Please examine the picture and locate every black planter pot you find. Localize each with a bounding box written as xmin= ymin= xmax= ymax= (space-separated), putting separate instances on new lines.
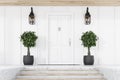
xmin=23 ymin=55 xmax=34 ymax=65
xmin=84 ymin=55 xmax=94 ymax=65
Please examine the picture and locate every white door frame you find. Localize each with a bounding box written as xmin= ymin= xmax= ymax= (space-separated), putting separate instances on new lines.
xmin=47 ymin=13 xmax=75 ymax=65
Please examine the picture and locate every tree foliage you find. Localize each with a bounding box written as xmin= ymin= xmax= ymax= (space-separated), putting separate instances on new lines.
xmin=20 ymin=31 xmax=38 ymax=48
xmin=81 ymin=31 xmax=98 ymax=48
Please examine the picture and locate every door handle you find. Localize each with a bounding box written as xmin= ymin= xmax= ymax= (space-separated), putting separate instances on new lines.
xmin=69 ymin=38 xmax=71 ymax=46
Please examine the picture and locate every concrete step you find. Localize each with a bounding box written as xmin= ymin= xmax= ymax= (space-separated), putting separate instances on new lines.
xmin=16 ymin=69 xmax=106 ymax=80
xmin=16 ymin=75 xmax=104 ymax=79
xmin=21 ymin=70 xmax=99 ymax=75
xmin=16 ymin=78 xmax=105 ymax=80
xmin=19 ymin=70 xmax=102 ymax=76
xmin=20 ymin=73 xmax=102 ymax=76
xmin=23 ymin=66 xmax=98 ymax=71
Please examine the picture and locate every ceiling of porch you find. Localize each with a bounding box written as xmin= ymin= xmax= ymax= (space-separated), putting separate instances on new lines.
xmin=0 ymin=0 xmax=119 ymax=6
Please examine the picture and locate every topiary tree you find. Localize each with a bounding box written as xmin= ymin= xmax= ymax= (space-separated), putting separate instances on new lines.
xmin=81 ymin=31 xmax=98 ymax=56
xmin=20 ymin=31 xmax=38 ymax=56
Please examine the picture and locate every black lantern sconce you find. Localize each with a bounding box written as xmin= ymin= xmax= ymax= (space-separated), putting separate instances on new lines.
xmin=29 ymin=7 xmax=35 ymax=25
xmin=85 ymin=7 xmax=91 ymax=25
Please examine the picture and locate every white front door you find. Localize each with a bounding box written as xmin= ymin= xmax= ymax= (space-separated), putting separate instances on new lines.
xmin=48 ymin=15 xmax=73 ymax=64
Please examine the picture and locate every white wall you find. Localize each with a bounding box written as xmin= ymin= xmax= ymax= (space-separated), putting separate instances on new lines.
xmin=0 ymin=6 xmax=119 ymax=66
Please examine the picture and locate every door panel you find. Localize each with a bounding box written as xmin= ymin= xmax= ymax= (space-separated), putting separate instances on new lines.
xmin=48 ymin=15 xmax=73 ymax=64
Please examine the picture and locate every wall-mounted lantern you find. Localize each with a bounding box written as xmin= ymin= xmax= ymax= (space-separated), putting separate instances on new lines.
xmin=29 ymin=7 xmax=35 ymax=25
xmin=85 ymin=7 xmax=91 ymax=25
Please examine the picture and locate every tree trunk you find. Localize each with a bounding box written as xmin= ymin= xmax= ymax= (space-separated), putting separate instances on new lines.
xmin=88 ymin=47 xmax=91 ymax=56
xmin=27 ymin=47 xmax=30 ymax=56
